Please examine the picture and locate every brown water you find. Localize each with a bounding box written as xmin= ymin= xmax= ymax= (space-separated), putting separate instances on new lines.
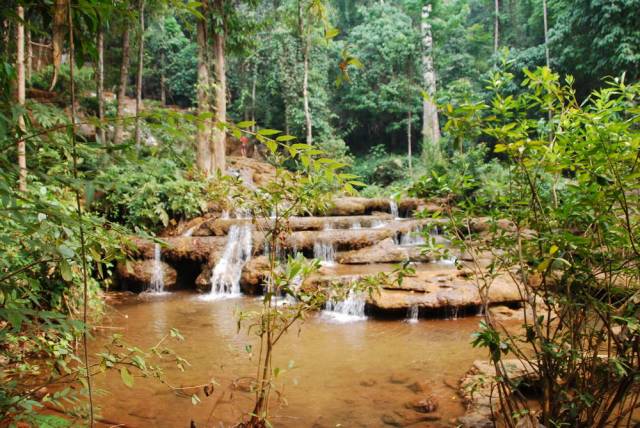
xmin=92 ymin=292 xmax=486 ymax=427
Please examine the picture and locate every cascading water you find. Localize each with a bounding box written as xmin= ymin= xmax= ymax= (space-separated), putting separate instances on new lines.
xmin=323 ymin=289 xmax=367 ymax=322
xmin=405 ymin=305 xmax=419 ymax=324
xmin=352 ymin=221 xmax=361 ymax=229
xmin=148 ymin=243 xmax=165 ymax=293
xmin=400 ymin=227 xmax=426 ymax=246
xmin=182 ymin=226 xmax=196 ymax=237
xmin=389 ymin=200 xmax=399 ymax=218
xmin=205 ymin=224 xmax=253 ymax=300
xmin=313 ymin=241 xmax=336 ymax=266
xmin=371 ymin=220 xmax=387 ymax=229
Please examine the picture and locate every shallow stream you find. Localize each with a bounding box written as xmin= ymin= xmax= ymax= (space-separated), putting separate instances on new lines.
xmin=92 ymin=292 xmax=486 ymax=427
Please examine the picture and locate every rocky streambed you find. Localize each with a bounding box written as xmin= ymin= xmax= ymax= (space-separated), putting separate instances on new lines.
xmin=117 ymin=196 xmax=522 ymax=317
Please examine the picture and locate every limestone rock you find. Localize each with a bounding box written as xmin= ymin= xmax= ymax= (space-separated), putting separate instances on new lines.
xmin=338 ymin=238 xmax=434 ymax=264
xmin=116 ymin=259 xmax=177 ymax=291
xmin=458 ymin=359 xmax=537 ymax=428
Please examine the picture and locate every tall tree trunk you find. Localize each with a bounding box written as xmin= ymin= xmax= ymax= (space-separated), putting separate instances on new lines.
xmin=210 ymin=1 xmax=226 ymax=173
xmin=25 ymin=27 xmax=32 ymax=83
xmin=421 ymin=3 xmax=440 ymax=152
xmin=134 ymin=0 xmax=145 ymax=148
xmin=407 ymin=110 xmax=412 ymax=176
xmin=298 ymin=0 xmax=313 ymax=145
xmin=113 ymin=24 xmax=131 ymax=145
xmin=196 ymin=13 xmax=212 ymax=175
xmin=542 ymin=0 xmax=550 ymax=68
xmin=96 ymin=20 xmax=106 ymax=143
xmin=251 ymin=59 xmax=257 ymax=132
xmin=17 ymin=5 xmax=27 ymax=192
xmin=50 ymin=0 xmax=67 ymax=91
xmin=160 ymin=51 xmax=166 ymax=105
xmin=494 ymin=0 xmax=500 ymax=53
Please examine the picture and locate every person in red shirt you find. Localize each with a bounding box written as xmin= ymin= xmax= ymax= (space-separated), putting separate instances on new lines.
xmin=240 ymin=135 xmax=249 ymax=157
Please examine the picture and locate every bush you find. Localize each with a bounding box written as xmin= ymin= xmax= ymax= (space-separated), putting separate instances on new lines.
xmin=352 ymin=145 xmax=409 ymax=187
xmin=31 ymin=65 xmax=95 ymax=98
xmin=93 ymin=158 xmax=209 ymax=231
xmin=408 ymin=144 xmax=510 ymax=206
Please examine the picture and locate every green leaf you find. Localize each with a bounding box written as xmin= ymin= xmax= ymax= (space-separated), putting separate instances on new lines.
xmin=236 ymin=120 xmax=255 ymax=129
xmin=57 ymin=245 xmax=74 ymax=259
xmin=120 ymin=367 xmax=134 ymax=388
xmin=257 ymin=128 xmax=281 ymax=136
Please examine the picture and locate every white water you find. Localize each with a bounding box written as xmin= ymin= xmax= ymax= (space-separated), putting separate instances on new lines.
xmin=351 ymin=221 xmax=361 ymax=229
xmin=323 ymin=290 xmax=367 ymax=323
xmin=182 ymin=226 xmax=196 ymax=237
xmin=204 ymin=224 xmax=253 ymax=300
xmin=436 ymin=255 xmax=458 ymax=266
xmin=406 ymin=305 xmax=419 ymax=324
xmin=313 ymin=241 xmax=336 ymax=266
xmin=389 ymin=200 xmax=399 ymax=218
xmin=148 ymin=243 xmax=165 ymax=293
xmin=371 ymin=220 xmax=387 ymax=229
xmin=400 ymin=227 xmax=426 ymax=246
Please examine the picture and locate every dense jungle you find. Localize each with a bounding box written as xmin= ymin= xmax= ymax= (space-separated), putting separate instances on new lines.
xmin=1 ymin=0 xmax=639 ymax=427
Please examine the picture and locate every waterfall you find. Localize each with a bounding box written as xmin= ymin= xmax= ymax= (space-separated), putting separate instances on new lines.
xmin=389 ymin=200 xmax=399 ymax=218
xmin=323 ymin=290 xmax=367 ymax=322
xmin=400 ymin=227 xmax=426 ymax=246
xmin=351 ymin=221 xmax=361 ymax=229
xmin=221 ymin=210 xmax=230 ymax=219
xmin=182 ymin=226 xmax=196 ymax=237
xmin=436 ymin=255 xmax=457 ymax=266
xmin=313 ymin=241 xmax=336 ymax=266
xmin=148 ymin=243 xmax=165 ymax=293
xmin=406 ymin=305 xmax=419 ymax=324
xmin=206 ymin=224 xmax=253 ymax=300
xmin=371 ymin=220 xmax=387 ymax=229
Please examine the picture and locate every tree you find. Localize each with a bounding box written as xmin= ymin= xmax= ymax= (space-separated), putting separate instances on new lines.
xmin=134 ymin=0 xmax=145 ymax=147
xmin=420 ymin=3 xmax=440 ymax=152
xmin=196 ymin=2 xmax=212 ymax=174
xmin=113 ymin=12 xmax=132 ymax=146
xmin=16 ymin=4 xmax=26 ymax=192
xmin=210 ymin=0 xmax=227 ymax=173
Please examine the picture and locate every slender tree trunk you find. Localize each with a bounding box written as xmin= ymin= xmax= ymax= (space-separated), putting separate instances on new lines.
xmin=542 ymin=0 xmax=550 ymax=68
xmin=494 ymin=0 xmax=500 ymax=53
xmin=113 ymin=24 xmax=131 ymax=145
xmin=134 ymin=0 xmax=145 ymax=148
xmin=160 ymin=52 xmax=166 ymax=105
xmin=196 ymin=13 xmax=212 ymax=175
xmin=96 ymin=20 xmax=106 ymax=144
xmin=25 ymin=28 xmax=32 ymax=83
xmin=407 ymin=110 xmax=412 ymax=176
xmin=50 ymin=0 xmax=67 ymax=91
xmin=251 ymin=59 xmax=257 ymax=132
xmin=302 ymin=41 xmax=312 ymax=145
xmin=210 ymin=4 xmax=226 ymax=173
xmin=421 ymin=4 xmax=440 ymax=153
xmin=298 ymin=0 xmax=313 ymax=145
xmin=17 ymin=5 xmax=27 ymax=192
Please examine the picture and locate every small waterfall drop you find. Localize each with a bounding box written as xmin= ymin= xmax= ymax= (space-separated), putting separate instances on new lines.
xmin=371 ymin=220 xmax=387 ymax=229
xmin=351 ymin=221 xmax=361 ymax=230
xmin=323 ymin=290 xmax=367 ymax=322
xmin=313 ymin=241 xmax=336 ymax=266
xmin=182 ymin=226 xmax=196 ymax=237
xmin=406 ymin=305 xmax=419 ymax=324
xmin=148 ymin=243 xmax=165 ymax=293
xmin=206 ymin=224 xmax=253 ymax=300
xmin=389 ymin=200 xmax=399 ymax=218
xmin=400 ymin=227 xmax=426 ymax=246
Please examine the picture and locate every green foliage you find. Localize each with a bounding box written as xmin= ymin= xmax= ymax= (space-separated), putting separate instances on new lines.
xmin=408 ymin=144 xmax=509 ymax=205
xmin=352 ymin=145 xmax=409 ymax=187
xmin=93 ymin=157 xmax=211 ymax=232
xmin=31 ymin=65 xmax=96 ymax=100
xmin=446 ymin=67 xmax=640 ymax=426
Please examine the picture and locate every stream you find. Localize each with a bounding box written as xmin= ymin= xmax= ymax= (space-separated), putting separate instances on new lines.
xmin=92 ymin=292 xmax=486 ymax=427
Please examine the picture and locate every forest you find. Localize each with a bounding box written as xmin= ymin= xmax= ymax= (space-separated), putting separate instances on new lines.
xmin=1 ymin=0 xmax=639 ymax=427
